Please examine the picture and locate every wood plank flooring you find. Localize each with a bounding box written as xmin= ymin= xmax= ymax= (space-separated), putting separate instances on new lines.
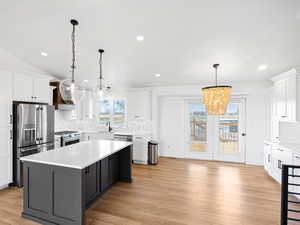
xmin=0 ymin=158 xmax=282 ymax=225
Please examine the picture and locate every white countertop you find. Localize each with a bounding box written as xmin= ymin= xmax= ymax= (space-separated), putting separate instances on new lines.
xmin=266 ymin=140 xmax=300 ymax=154
xmin=278 ymin=142 xmax=300 ymax=154
xmin=21 ymin=140 xmax=132 ymax=169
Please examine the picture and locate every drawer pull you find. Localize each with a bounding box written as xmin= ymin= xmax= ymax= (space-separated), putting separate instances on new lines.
xmin=278 ymin=160 xmax=282 ymax=170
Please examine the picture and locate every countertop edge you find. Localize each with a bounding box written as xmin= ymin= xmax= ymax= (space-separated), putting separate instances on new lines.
xmin=21 ymin=142 xmax=133 ymax=169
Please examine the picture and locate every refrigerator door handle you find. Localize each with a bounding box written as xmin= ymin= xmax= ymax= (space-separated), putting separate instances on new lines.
xmin=40 ymin=106 xmax=43 ymax=141
xmin=35 ymin=107 xmax=38 ymax=142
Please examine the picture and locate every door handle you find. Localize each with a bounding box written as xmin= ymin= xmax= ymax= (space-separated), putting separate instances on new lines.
xmin=241 ymin=133 xmax=246 ymax=136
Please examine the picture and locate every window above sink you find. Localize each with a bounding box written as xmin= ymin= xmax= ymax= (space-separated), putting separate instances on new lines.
xmin=99 ymin=99 xmax=126 ymax=127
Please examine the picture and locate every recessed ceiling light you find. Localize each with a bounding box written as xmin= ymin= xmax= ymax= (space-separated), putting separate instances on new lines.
xmin=136 ymin=35 xmax=144 ymax=42
xmin=83 ymin=80 xmax=88 ymax=82
xmin=258 ymin=64 xmax=268 ymax=71
xmin=41 ymin=52 xmax=48 ymax=57
xmin=155 ymin=74 xmax=161 ymax=77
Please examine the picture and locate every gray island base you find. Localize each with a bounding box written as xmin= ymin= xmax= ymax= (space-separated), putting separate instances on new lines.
xmin=20 ymin=140 xmax=133 ymax=225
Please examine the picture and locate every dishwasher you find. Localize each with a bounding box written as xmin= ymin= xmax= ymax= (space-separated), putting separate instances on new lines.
xmin=113 ymin=134 xmax=133 ymax=142
xmin=113 ymin=134 xmax=148 ymax=164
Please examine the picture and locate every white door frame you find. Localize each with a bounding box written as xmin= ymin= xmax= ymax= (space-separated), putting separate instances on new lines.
xmin=184 ymin=97 xmax=246 ymax=163
xmin=213 ymin=98 xmax=246 ymax=163
xmin=184 ymin=99 xmax=214 ymax=160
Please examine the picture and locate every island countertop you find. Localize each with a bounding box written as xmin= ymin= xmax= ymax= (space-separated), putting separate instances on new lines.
xmin=21 ymin=140 xmax=133 ymax=169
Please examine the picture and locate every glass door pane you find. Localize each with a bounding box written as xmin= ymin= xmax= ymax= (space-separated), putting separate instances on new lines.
xmin=218 ymin=103 xmax=239 ymax=153
xmin=189 ymin=103 xmax=207 ymax=152
xmin=214 ymin=99 xmax=245 ymax=163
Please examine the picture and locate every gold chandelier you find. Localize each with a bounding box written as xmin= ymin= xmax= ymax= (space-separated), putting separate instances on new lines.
xmin=202 ymin=64 xmax=232 ymax=115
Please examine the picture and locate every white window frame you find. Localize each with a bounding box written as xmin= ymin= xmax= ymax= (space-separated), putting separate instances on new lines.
xmin=99 ymin=98 xmax=126 ymax=127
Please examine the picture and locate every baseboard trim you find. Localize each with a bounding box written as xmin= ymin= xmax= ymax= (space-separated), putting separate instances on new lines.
xmin=0 ymin=184 xmax=9 ymax=190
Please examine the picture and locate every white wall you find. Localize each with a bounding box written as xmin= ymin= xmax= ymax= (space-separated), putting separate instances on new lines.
xmin=152 ymin=81 xmax=271 ymax=165
xmin=159 ymin=97 xmax=185 ymax=158
xmin=0 ymin=47 xmax=47 ymax=75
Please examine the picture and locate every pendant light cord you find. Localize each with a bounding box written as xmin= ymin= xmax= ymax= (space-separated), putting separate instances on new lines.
xmin=98 ymin=49 xmax=104 ymax=91
xmin=99 ymin=52 xmax=103 ymax=90
xmin=70 ymin=20 xmax=78 ymax=83
xmin=215 ymin=66 xmax=218 ymax=86
xmin=71 ymin=25 xmax=75 ymax=83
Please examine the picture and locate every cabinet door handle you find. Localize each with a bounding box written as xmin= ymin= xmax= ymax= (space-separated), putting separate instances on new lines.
xmin=268 ymin=154 xmax=271 ymax=163
xmin=278 ymin=160 xmax=282 ymax=169
xmin=295 ymin=156 xmax=300 ymax=159
xmin=10 ymin=130 xmax=12 ymax=140
xmin=281 ymin=115 xmax=287 ymax=118
xmin=10 ymin=114 xmax=12 ymax=124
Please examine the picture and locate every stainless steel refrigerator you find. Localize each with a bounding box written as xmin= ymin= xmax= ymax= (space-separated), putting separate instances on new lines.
xmin=13 ymin=102 xmax=55 ymax=187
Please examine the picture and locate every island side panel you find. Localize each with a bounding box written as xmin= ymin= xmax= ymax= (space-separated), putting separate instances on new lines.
xmin=22 ymin=161 xmax=85 ymax=225
xmin=119 ymin=145 xmax=133 ymax=182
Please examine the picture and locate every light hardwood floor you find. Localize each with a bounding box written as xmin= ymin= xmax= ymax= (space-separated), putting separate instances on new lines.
xmin=0 ymin=158 xmax=281 ymax=225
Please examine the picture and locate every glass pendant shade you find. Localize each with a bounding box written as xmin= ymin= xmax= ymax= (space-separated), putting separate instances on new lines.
xmin=94 ymin=85 xmax=112 ymax=100
xmin=59 ymin=19 xmax=83 ymax=103
xmin=94 ymin=49 xmax=112 ymax=100
xmin=59 ymin=79 xmax=83 ymax=103
xmin=202 ymin=85 xmax=232 ymax=115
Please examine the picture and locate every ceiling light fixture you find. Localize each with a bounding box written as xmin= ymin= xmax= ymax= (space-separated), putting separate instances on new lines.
xmin=258 ymin=64 xmax=268 ymax=71
xmin=136 ymin=35 xmax=144 ymax=42
xmin=202 ymin=64 xmax=232 ymax=115
xmin=83 ymin=80 xmax=88 ymax=82
xmin=155 ymin=74 xmax=161 ymax=77
xmin=41 ymin=52 xmax=48 ymax=57
xmin=59 ymin=19 xmax=83 ymax=103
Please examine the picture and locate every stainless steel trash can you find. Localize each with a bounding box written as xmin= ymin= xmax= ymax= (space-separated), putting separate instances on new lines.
xmin=148 ymin=141 xmax=159 ymax=165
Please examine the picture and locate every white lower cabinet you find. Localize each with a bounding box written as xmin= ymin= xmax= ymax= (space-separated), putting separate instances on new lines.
xmin=264 ymin=142 xmax=272 ymax=174
xmin=0 ymin=157 xmax=12 ymax=188
xmin=264 ymin=142 xmax=298 ymax=193
xmin=271 ymin=147 xmax=293 ymax=184
xmin=0 ymin=127 xmax=12 ymax=188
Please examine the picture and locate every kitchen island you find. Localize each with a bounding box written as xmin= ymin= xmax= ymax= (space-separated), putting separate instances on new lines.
xmin=20 ymin=140 xmax=133 ymax=225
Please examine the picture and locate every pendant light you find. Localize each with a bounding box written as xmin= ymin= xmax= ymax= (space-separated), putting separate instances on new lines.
xmin=202 ymin=64 xmax=232 ymax=115
xmin=59 ymin=19 xmax=83 ymax=102
xmin=95 ymin=49 xmax=111 ymax=100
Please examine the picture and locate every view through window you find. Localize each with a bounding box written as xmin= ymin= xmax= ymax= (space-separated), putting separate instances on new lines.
xmin=99 ymin=99 xmax=125 ymax=125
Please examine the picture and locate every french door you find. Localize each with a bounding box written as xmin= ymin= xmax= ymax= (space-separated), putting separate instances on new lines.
xmin=184 ymin=98 xmax=246 ymax=163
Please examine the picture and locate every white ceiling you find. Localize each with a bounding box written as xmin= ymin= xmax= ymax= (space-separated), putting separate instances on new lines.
xmin=1 ymin=0 xmax=300 ymax=88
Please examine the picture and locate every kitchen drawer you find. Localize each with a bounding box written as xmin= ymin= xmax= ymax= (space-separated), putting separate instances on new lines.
xmin=272 ymin=148 xmax=293 ymax=164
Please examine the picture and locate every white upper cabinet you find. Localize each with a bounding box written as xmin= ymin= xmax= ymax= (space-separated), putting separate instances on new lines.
xmin=271 ymin=69 xmax=297 ymax=122
xmin=13 ymin=73 xmax=50 ymax=103
xmin=126 ymin=90 xmax=151 ymax=120
xmin=34 ymin=77 xmax=51 ymax=103
xmin=13 ymin=73 xmax=34 ymax=101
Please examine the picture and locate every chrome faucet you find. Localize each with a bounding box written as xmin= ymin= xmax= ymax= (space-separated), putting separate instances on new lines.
xmin=106 ymin=121 xmax=113 ymax=133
